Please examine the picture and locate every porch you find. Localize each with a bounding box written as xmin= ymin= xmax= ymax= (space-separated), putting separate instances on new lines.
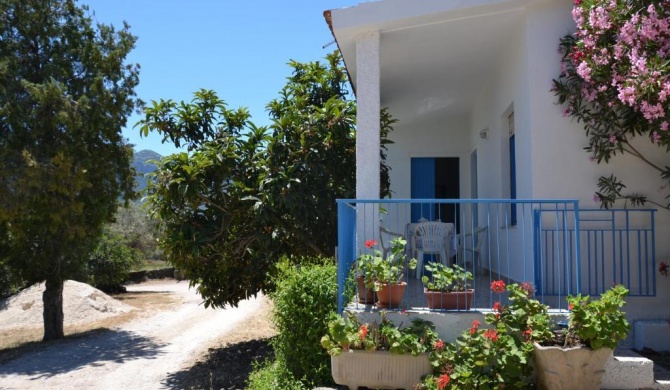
xmin=336 ymin=198 xmax=657 ymax=317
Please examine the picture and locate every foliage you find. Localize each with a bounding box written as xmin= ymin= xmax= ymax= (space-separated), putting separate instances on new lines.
xmin=419 ymin=281 xmax=551 ymax=389
xmin=562 ymin=284 xmax=630 ymax=350
xmin=108 ymin=202 xmax=161 ymax=261
xmin=357 ymin=237 xmax=416 ymax=291
xmin=321 ymin=311 xmax=437 ymax=356
xmin=421 ymin=262 xmax=472 ymax=292
xmin=0 ymin=0 xmax=140 ymax=340
xmin=269 ymin=257 xmax=338 ymax=388
xmin=247 ymin=359 xmax=306 ymax=390
xmin=138 ymin=52 xmax=396 ymax=308
xmin=85 ymin=229 xmax=143 ymax=290
xmin=553 ymin=0 xmax=670 ymax=210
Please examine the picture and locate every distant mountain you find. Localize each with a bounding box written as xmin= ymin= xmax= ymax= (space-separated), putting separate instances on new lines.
xmin=133 ymin=149 xmax=162 ymax=194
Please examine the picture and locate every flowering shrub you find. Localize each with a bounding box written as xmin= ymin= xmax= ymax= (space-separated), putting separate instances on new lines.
xmin=356 ymin=237 xmax=417 ymax=290
xmin=553 ymin=0 xmax=670 ymax=210
xmin=418 ymin=281 xmax=551 ymax=389
xmin=321 ymin=311 xmax=437 ymax=356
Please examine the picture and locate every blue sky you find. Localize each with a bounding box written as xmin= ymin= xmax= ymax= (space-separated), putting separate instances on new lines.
xmin=83 ymin=0 xmax=359 ymax=156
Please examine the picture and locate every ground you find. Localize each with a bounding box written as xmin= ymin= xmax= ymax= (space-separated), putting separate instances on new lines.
xmin=0 ymin=279 xmax=277 ymax=389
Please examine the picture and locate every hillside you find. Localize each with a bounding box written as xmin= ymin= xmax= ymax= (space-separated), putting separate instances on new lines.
xmin=133 ymin=149 xmax=162 ymax=193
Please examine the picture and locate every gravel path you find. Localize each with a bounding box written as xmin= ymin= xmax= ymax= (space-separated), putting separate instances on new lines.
xmin=0 ymin=280 xmax=266 ymax=390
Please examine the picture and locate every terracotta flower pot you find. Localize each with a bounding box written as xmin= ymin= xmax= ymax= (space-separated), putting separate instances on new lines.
xmin=356 ymin=275 xmax=375 ymax=304
xmin=533 ymin=342 xmax=612 ymax=390
xmin=424 ymin=288 xmax=474 ymax=310
xmin=375 ymin=282 xmax=406 ymax=309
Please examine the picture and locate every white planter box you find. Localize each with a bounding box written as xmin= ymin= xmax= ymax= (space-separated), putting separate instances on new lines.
xmin=331 ymin=350 xmax=431 ymax=390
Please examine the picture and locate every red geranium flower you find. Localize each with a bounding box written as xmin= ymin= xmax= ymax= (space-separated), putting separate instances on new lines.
xmin=365 ymin=239 xmax=377 ymax=248
xmin=469 ymin=319 xmax=481 ymax=334
xmin=359 ymin=324 xmax=368 ymax=341
xmin=523 ymin=327 xmax=533 ymax=341
xmin=491 ymin=280 xmax=506 ymax=293
xmin=568 ymin=303 xmax=574 ymax=311
xmin=483 ymin=329 xmax=499 ymax=342
xmin=433 ymin=339 xmax=445 ymax=351
xmin=493 ymin=301 xmax=502 ymax=312
xmin=437 ymin=373 xmax=450 ymax=389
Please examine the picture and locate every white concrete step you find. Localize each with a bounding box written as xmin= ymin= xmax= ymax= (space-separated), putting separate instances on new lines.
xmin=602 ymin=349 xmax=670 ymax=390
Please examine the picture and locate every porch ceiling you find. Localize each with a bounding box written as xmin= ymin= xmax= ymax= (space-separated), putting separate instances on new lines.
xmin=327 ymin=0 xmax=527 ymax=127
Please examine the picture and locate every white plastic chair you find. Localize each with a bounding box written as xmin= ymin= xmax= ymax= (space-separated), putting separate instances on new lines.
xmin=413 ymin=222 xmax=451 ymax=279
xmin=458 ymin=226 xmax=488 ymax=273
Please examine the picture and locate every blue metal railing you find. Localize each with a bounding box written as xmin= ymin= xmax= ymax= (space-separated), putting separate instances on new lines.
xmin=534 ymin=208 xmax=656 ymax=297
xmin=336 ymin=199 xmax=657 ymax=313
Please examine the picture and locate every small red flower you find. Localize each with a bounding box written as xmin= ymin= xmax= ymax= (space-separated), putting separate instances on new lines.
xmin=660 ymin=261 xmax=669 ymax=277
xmin=433 ymin=339 xmax=445 ymax=352
xmin=365 ymin=239 xmax=377 ymax=249
xmin=359 ymin=324 xmax=368 ymax=341
xmin=493 ymin=301 xmax=503 ymax=312
xmin=484 ymin=329 xmax=499 ymax=342
xmin=437 ymin=373 xmax=451 ymax=389
xmin=491 ymin=280 xmax=506 ymax=293
xmin=523 ymin=327 xmax=533 ymax=341
xmin=568 ymin=303 xmax=574 ymax=311
xmin=470 ymin=319 xmax=481 ymax=335
xmin=574 ymin=0 xmax=582 ymax=5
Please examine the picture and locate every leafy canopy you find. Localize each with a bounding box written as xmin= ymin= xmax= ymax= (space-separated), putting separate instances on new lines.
xmin=139 ymin=52 xmax=394 ymax=308
xmin=0 ymin=0 xmax=140 ymax=339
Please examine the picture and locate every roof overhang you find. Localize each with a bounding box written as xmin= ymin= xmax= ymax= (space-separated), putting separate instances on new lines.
xmin=325 ymin=0 xmax=539 ymax=125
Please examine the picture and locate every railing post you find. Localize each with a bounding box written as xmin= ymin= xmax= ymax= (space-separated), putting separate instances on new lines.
xmin=573 ymin=202 xmax=581 ymax=294
xmin=337 ymin=200 xmax=356 ymax=313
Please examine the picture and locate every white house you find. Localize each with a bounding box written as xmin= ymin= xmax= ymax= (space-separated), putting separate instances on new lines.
xmin=325 ymin=0 xmax=670 ymax=350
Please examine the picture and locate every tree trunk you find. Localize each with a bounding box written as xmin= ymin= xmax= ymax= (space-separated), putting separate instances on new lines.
xmin=42 ymin=278 xmax=65 ymax=341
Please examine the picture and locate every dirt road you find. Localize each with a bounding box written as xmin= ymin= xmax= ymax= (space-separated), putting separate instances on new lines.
xmin=0 ymin=280 xmax=267 ymax=390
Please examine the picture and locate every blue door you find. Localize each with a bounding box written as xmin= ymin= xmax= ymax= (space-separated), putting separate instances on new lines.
xmin=411 ymin=158 xmax=435 ymax=222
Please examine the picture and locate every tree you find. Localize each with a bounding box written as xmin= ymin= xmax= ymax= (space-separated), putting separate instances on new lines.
xmin=553 ymin=0 xmax=670 ymax=210
xmin=0 ymin=0 xmax=139 ymax=340
xmin=139 ymin=52 xmax=393 ymax=308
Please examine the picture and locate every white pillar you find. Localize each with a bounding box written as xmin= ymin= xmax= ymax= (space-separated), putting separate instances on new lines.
xmin=355 ymin=31 xmax=381 ymax=251
xmin=355 ymin=30 xmax=381 ymax=200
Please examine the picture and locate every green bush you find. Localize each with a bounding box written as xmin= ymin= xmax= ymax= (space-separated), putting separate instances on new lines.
xmin=86 ymin=229 xmax=142 ymax=290
xmin=246 ymin=359 xmax=306 ymax=390
xmin=269 ymin=257 xmax=338 ymax=387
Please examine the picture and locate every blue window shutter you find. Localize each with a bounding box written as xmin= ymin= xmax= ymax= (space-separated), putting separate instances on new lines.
xmin=411 ymin=158 xmax=435 ymax=222
xmin=510 ymin=133 xmax=517 ymax=226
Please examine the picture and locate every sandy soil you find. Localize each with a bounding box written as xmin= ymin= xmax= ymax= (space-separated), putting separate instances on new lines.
xmin=0 ymin=280 xmax=274 ymax=390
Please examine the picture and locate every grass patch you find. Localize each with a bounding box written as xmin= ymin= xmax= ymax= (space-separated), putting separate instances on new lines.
xmin=134 ymin=259 xmax=169 ymax=272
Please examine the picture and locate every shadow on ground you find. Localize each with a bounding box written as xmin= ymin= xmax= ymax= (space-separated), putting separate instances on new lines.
xmin=163 ymin=337 xmax=274 ymax=390
xmin=0 ymin=328 xmax=166 ymax=379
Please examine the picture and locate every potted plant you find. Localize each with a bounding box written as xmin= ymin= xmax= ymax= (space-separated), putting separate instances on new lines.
xmin=421 ymin=262 xmax=474 ymax=310
xmin=355 ymin=239 xmax=378 ymax=304
xmin=533 ymin=285 xmax=630 ymax=390
xmin=321 ymin=311 xmax=436 ymax=390
xmin=418 ymin=281 xmax=552 ymax=389
xmin=363 ymin=237 xmax=416 ymax=309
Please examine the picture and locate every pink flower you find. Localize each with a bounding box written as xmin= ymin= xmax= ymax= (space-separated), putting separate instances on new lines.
xmin=593 ymin=193 xmax=601 ymax=203
xmin=520 ymin=282 xmax=535 ymax=296
xmin=433 ymin=339 xmax=445 ymax=351
xmin=609 ymin=134 xmax=618 ymax=145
